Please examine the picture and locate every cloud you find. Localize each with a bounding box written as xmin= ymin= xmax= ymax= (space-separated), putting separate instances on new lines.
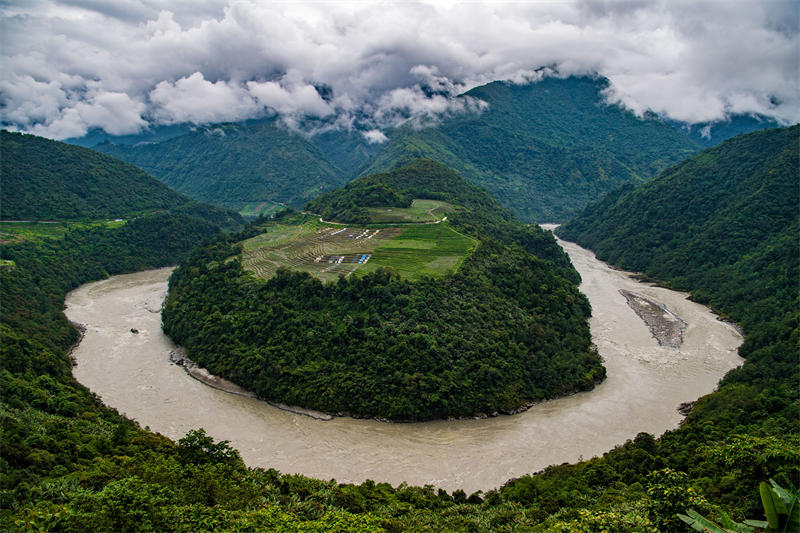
xmin=149 ymin=72 xmax=260 ymax=124
xmin=362 ymin=129 xmax=388 ymax=144
xmin=1 ymin=0 xmax=797 ymax=139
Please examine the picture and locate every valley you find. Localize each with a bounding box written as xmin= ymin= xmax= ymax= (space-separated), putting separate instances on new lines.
xmin=65 ymin=233 xmax=743 ymax=493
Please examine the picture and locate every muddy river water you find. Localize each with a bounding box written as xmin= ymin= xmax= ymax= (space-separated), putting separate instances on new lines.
xmin=66 ymin=231 xmax=743 ymax=494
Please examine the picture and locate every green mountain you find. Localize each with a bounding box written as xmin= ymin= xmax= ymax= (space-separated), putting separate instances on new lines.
xmin=1 ymin=131 xmax=186 ymax=220
xmin=306 ymin=158 xmax=511 ymax=226
xmin=363 ymin=76 xmax=700 ymax=222
xmin=0 ymin=131 xmax=244 ymax=231
xmin=90 ymin=76 xmax=699 ymax=221
xmin=557 ymin=125 xmax=798 ymax=297
xmin=95 ymin=119 xmax=351 ymax=212
xmin=162 ymin=159 xmax=604 ymax=421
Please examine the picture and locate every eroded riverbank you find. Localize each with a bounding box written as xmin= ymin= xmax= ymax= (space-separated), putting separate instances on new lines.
xmin=66 ymin=238 xmax=743 ymax=494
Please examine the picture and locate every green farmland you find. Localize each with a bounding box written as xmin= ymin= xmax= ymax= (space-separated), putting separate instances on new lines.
xmin=0 ymin=219 xmax=126 ymax=243
xmin=240 ymin=218 xmax=476 ymax=282
xmin=363 ymin=199 xmax=455 ymax=223
xmin=238 ymin=200 xmax=283 ymax=218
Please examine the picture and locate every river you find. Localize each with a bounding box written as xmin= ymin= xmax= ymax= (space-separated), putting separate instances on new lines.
xmin=66 ymin=232 xmax=743 ymax=494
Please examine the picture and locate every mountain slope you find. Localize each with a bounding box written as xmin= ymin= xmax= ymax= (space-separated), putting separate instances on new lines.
xmin=1 ymin=131 xmax=191 ymax=220
xmin=557 ymin=125 xmax=798 ymax=290
xmin=669 ymin=114 xmax=783 ymax=147
xmin=89 ymin=76 xmax=699 ymax=221
xmin=362 ymin=76 xmax=700 ymax=222
xmin=95 ymin=119 xmax=349 ymax=211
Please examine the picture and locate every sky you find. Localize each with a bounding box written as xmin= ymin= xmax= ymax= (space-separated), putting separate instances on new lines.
xmin=1 ymin=0 xmax=798 ymax=140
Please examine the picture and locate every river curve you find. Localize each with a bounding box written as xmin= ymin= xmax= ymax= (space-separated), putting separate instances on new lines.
xmin=66 ymin=233 xmax=743 ymax=494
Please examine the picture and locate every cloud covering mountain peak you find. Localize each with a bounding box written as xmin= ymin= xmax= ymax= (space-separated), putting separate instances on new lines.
xmin=1 ymin=0 xmax=797 ymax=139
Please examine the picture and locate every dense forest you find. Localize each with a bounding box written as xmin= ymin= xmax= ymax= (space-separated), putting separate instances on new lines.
xmin=1 ymin=131 xmax=244 ymax=230
xmin=306 ymin=158 xmax=513 ymax=226
xmin=2 ymin=131 xmax=184 ymax=220
xmin=163 ymin=160 xmax=603 ymax=420
xmin=95 ymin=119 xmax=354 ymax=212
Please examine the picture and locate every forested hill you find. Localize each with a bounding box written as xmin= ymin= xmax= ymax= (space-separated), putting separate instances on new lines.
xmin=2 ymin=131 xmax=183 ymax=220
xmin=162 ymin=161 xmax=604 ymax=421
xmin=306 ymin=158 xmax=513 ymax=226
xmin=95 ymin=118 xmax=355 ymax=212
xmin=1 ymin=130 xmax=244 ymax=230
xmin=360 ymin=76 xmax=700 ymax=222
xmin=556 ymin=125 xmax=799 ymax=297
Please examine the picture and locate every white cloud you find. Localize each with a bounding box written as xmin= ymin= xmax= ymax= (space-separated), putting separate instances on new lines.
xmin=149 ymin=72 xmax=259 ymax=124
xmin=362 ymin=129 xmax=388 ymax=144
xmin=1 ymin=0 xmax=797 ymax=139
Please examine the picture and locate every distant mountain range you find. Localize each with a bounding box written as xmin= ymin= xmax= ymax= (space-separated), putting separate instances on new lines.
xmin=82 ymin=76 xmax=782 ymax=222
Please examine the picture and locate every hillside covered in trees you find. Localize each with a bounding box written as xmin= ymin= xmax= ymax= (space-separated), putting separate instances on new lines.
xmin=1 ymin=131 xmax=244 ymax=231
xmin=93 ymin=75 xmax=699 ymax=221
xmin=162 ymin=160 xmax=604 ymax=420
xmin=95 ymin=118 xmax=357 ymax=213
xmin=555 ymin=125 xmax=799 ymax=523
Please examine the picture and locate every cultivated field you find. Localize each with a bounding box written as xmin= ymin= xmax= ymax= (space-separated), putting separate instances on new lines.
xmin=241 ymin=220 xmax=475 ymax=282
xmin=364 ymin=199 xmax=455 ymax=223
xmin=0 ymin=220 xmax=126 ymax=243
xmin=238 ymin=200 xmax=283 ymax=218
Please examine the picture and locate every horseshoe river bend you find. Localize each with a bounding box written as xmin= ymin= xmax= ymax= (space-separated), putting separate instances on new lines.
xmin=65 ymin=229 xmax=743 ymax=494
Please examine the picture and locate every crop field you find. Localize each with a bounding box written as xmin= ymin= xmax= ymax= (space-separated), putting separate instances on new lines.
xmin=238 ymin=200 xmax=283 ymax=218
xmin=364 ymin=199 xmax=455 ymax=223
xmin=241 ymin=220 xmax=476 ymax=282
xmin=0 ymin=219 xmax=126 ymax=243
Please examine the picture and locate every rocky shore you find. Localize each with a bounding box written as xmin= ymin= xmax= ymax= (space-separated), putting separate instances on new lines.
xmin=169 ymin=348 xmax=334 ymax=421
xmin=619 ymin=289 xmax=687 ymax=348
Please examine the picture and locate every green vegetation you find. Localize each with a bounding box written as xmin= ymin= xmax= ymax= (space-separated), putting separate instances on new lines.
xmin=364 ymin=199 xmax=454 ymax=223
xmin=238 ymin=200 xmax=284 ymax=218
xmin=1 ymin=130 xmax=186 ymax=220
xmin=163 ymin=160 xmax=603 ymax=420
xmin=357 ymin=222 xmax=476 ymax=279
xmin=0 ymin=131 xmax=245 ymax=231
xmin=95 ymin=118 xmax=349 ymax=211
xmin=93 ymin=76 xmax=699 ymax=223
xmin=360 ymin=76 xmax=699 ymax=222
xmin=0 ymin=220 xmax=126 ymax=244
xmin=307 ymin=158 xmax=512 ymax=226
xmin=680 ymin=477 xmax=799 ymax=533
xmin=241 ymin=217 xmax=475 ymax=283
xmin=555 ymin=125 xmax=800 ymax=523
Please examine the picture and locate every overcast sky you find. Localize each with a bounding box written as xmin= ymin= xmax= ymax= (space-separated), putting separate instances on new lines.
xmin=1 ymin=0 xmax=798 ymax=140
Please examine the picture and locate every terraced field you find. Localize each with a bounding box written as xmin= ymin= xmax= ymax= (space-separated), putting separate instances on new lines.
xmin=241 ymin=221 xmax=476 ymax=282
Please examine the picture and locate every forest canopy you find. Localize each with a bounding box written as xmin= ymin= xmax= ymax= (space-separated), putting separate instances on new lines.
xmin=162 ymin=160 xmax=604 ymax=420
